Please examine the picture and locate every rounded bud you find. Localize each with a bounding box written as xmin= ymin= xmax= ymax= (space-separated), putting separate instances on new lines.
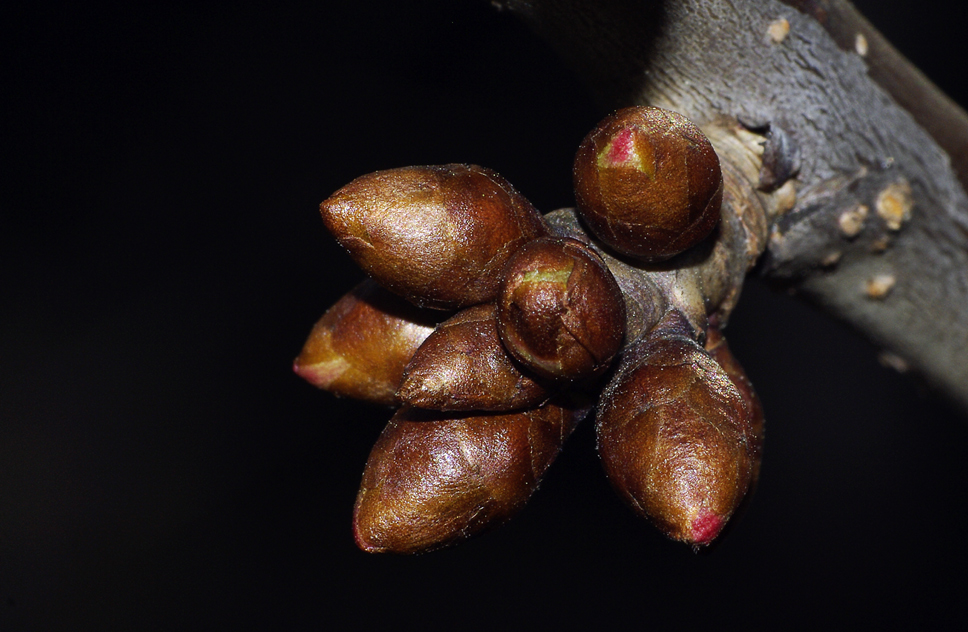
xmin=497 ymin=237 xmax=626 ymax=381
xmin=353 ymin=402 xmax=583 ymax=554
xmin=320 ymin=164 xmax=547 ymax=309
xmin=573 ymin=106 xmax=723 ymax=261
xmin=596 ymin=327 xmax=754 ymax=547
xmin=397 ymin=304 xmax=552 ymax=412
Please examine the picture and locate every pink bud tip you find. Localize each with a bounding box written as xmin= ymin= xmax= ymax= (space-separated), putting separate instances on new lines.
xmin=690 ymin=511 xmax=725 ymax=546
xmin=292 ymin=359 xmax=324 ymax=386
xmin=292 ymin=360 xmax=312 ymax=381
xmin=606 ymin=128 xmax=635 ymax=164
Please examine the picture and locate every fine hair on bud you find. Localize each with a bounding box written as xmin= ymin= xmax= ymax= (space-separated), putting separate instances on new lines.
xmin=293 ymin=279 xmax=439 ymax=406
xmin=320 ymin=164 xmax=548 ymax=309
xmin=705 ymin=325 xmax=765 ymax=486
xmin=353 ymin=402 xmax=584 ymax=554
xmin=397 ymin=303 xmax=552 ymax=412
xmin=596 ymin=322 xmax=754 ymax=547
xmin=497 ymin=236 xmax=626 ymax=381
xmin=573 ymin=106 xmax=723 ymax=261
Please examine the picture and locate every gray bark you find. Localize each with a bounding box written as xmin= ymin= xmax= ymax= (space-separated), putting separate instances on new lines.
xmin=500 ymin=0 xmax=968 ymax=411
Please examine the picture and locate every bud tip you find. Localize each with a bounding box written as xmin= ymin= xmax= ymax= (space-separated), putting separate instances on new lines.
xmin=352 ymin=523 xmax=382 ymax=554
xmin=292 ymin=357 xmax=311 ymax=381
xmin=689 ymin=510 xmax=725 ymax=546
xmin=292 ymin=354 xmax=349 ymax=390
xmin=605 ymin=128 xmax=635 ymax=165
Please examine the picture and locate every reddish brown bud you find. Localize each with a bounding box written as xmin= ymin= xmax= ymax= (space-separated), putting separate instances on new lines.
xmin=293 ymin=280 xmax=438 ymax=406
xmin=353 ymin=401 xmax=585 ymax=554
xmin=397 ymin=304 xmax=552 ymax=412
xmin=705 ymin=326 xmax=765 ymax=486
xmin=573 ymin=106 xmax=723 ymax=261
xmin=596 ymin=324 xmax=753 ymax=547
xmin=320 ymin=164 xmax=547 ymax=309
xmin=496 ymin=237 xmax=626 ymax=381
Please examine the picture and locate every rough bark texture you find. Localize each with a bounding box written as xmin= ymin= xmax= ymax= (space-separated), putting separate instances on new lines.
xmin=779 ymin=0 xmax=968 ymax=192
xmin=501 ymin=0 xmax=968 ymax=411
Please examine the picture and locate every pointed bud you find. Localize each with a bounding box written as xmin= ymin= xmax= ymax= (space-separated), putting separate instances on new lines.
xmin=496 ymin=237 xmax=626 ymax=381
xmin=320 ymin=164 xmax=548 ymax=309
xmin=596 ymin=318 xmax=753 ymax=547
xmin=573 ymin=106 xmax=722 ymax=261
xmin=705 ymin=326 xmax=765 ymax=486
xmin=293 ymin=280 xmax=438 ymax=406
xmin=397 ymin=303 xmax=552 ymax=412
xmin=353 ymin=401 xmax=585 ymax=554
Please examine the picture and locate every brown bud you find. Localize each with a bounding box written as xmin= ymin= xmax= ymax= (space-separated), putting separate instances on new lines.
xmin=573 ymin=106 xmax=723 ymax=261
xmin=397 ymin=304 xmax=552 ymax=412
xmin=353 ymin=401 xmax=585 ymax=554
xmin=320 ymin=164 xmax=548 ymax=309
xmin=496 ymin=237 xmax=626 ymax=381
xmin=293 ymin=280 xmax=438 ymax=406
xmin=596 ymin=324 xmax=753 ymax=547
xmin=705 ymin=326 xmax=765 ymax=486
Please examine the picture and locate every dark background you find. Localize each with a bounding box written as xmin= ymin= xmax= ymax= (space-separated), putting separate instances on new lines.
xmin=3 ymin=1 xmax=967 ymax=629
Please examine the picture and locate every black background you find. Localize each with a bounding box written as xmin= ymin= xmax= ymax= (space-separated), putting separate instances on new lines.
xmin=3 ymin=1 xmax=968 ymax=629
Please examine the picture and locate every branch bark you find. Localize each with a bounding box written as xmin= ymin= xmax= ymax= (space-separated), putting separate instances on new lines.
xmin=500 ymin=0 xmax=968 ymax=412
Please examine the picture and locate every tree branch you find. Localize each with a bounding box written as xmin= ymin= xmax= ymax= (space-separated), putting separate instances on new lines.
xmin=778 ymin=0 xmax=968 ymax=193
xmin=501 ymin=0 xmax=968 ymax=411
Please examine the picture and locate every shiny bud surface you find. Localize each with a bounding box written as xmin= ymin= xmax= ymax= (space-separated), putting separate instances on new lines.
xmin=596 ymin=329 xmax=754 ymax=546
xmin=705 ymin=326 xmax=765 ymax=486
xmin=353 ymin=402 xmax=583 ymax=554
xmin=497 ymin=237 xmax=626 ymax=380
xmin=293 ymin=280 xmax=438 ymax=406
xmin=397 ymin=304 xmax=552 ymax=412
xmin=574 ymin=106 xmax=723 ymax=261
xmin=320 ymin=164 xmax=547 ymax=309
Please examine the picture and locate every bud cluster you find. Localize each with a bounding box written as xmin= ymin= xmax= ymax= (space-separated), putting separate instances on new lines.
xmin=296 ymin=107 xmax=764 ymax=554
xmin=305 ymin=162 xmax=626 ymax=553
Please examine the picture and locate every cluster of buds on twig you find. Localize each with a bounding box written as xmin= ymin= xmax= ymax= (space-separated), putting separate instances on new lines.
xmin=295 ymin=107 xmax=764 ymax=553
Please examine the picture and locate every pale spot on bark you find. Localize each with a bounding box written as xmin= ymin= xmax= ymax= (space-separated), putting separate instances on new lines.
xmin=773 ymin=180 xmax=797 ymax=215
xmin=854 ymin=33 xmax=868 ymax=57
xmin=838 ymin=204 xmax=869 ymax=238
xmin=876 ymin=180 xmax=913 ymax=230
xmin=820 ymin=251 xmax=842 ymax=267
xmin=767 ymin=18 xmax=790 ymax=44
xmin=870 ymin=235 xmax=892 ymax=252
xmin=865 ymin=274 xmax=896 ymax=299
xmin=878 ymin=351 xmax=909 ymax=373
xmin=768 ymin=227 xmax=786 ymax=251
